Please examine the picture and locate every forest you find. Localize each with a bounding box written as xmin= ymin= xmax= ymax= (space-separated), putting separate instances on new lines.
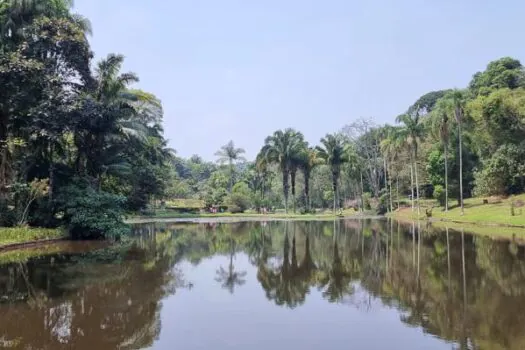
xmin=2 ymin=1 xmax=525 ymax=239
xmin=171 ymin=56 xmax=525 ymax=218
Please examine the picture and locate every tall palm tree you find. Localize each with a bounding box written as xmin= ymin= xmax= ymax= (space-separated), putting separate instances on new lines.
xmin=396 ymin=112 xmax=425 ymax=216
xmin=316 ymin=133 xmax=348 ymax=213
xmin=74 ymin=53 xmax=145 ymax=183
xmin=430 ymin=104 xmax=451 ymax=211
xmin=259 ymin=129 xmax=304 ymax=213
xmin=215 ymin=140 xmax=246 ymax=192
xmin=298 ymin=147 xmax=322 ymax=212
xmin=452 ymin=90 xmax=466 ymax=215
xmin=380 ymin=126 xmax=402 ymax=212
xmin=255 ymin=152 xmax=272 ymax=199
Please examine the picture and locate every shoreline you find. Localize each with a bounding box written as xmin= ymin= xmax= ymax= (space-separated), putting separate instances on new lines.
xmin=0 ymin=237 xmax=69 ymax=253
xmin=125 ymin=214 xmax=385 ymax=224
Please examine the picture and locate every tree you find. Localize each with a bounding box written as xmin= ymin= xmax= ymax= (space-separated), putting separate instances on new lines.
xmin=316 ymin=133 xmax=348 ymax=213
xmin=451 ymin=90 xmax=467 ymax=215
xmin=298 ymin=147 xmax=322 ymax=212
xmin=430 ymin=100 xmax=452 ymax=211
xmin=215 ymin=140 xmax=246 ymax=192
xmin=469 ymin=57 xmax=525 ymax=97
xmin=380 ymin=126 xmax=403 ymax=212
xmin=396 ymin=112 xmax=424 ymax=216
xmin=259 ymin=129 xmax=305 ymax=213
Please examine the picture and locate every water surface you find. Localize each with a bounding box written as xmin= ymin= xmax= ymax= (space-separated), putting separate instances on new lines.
xmin=1 ymin=219 xmax=525 ymax=349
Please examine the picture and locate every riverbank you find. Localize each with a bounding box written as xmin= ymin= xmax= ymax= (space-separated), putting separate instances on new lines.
xmin=125 ymin=208 xmax=379 ymax=224
xmin=0 ymin=227 xmax=66 ymax=250
xmin=389 ymin=194 xmax=525 ymax=238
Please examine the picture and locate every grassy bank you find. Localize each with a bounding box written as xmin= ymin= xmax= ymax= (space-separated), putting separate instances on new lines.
xmin=389 ymin=194 xmax=525 ymax=236
xmin=126 ymin=208 xmax=372 ymax=223
xmin=0 ymin=227 xmax=65 ymax=249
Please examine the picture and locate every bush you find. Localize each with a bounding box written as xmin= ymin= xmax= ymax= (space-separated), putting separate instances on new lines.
xmin=474 ymin=144 xmax=525 ymax=196
xmin=363 ymin=192 xmax=372 ymax=210
xmin=226 ymin=182 xmax=252 ymax=213
xmin=56 ymin=181 xmax=129 ymax=240
xmin=433 ymin=185 xmax=446 ymax=207
xmin=377 ymin=193 xmax=389 ymax=215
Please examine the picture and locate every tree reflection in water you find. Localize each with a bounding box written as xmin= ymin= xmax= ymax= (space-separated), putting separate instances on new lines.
xmin=2 ymin=220 xmax=525 ymax=349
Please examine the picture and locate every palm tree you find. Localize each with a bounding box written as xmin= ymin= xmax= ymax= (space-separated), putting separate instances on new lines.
xmin=452 ymin=90 xmax=466 ymax=215
xmin=430 ymin=105 xmax=451 ymax=211
xmin=316 ymin=133 xmax=348 ymax=213
xmin=74 ymin=53 xmax=147 ymax=184
xmin=396 ymin=112 xmax=425 ymax=216
xmin=215 ymin=140 xmax=246 ymax=192
xmin=259 ymin=129 xmax=305 ymax=213
xmin=379 ymin=126 xmax=401 ymax=212
xmin=1 ymin=0 xmax=91 ymax=47
xmin=298 ymin=147 xmax=322 ymax=212
xmin=255 ymin=152 xmax=272 ymax=199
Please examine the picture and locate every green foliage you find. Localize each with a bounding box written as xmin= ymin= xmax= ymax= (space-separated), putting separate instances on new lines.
xmin=433 ymin=185 xmax=446 ymax=207
xmin=474 ymin=144 xmax=525 ymax=196
xmin=469 ymin=57 xmax=525 ymax=96
xmin=363 ymin=192 xmax=372 ymax=210
xmin=377 ymin=192 xmax=389 ymax=215
xmin=56 ymin=182 xmax=129 ymax=240
xmin=426 ymin=149 xmax=445 ymax=186
xmin=226 ymin=182 xmax=252 ymax=213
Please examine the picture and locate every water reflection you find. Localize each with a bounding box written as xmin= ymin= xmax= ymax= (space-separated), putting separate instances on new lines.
xmin=1 ymin=219 xmax=525 ymax=349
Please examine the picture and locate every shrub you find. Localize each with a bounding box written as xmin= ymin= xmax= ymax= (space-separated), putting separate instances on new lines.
xmin=474 ymin=144 xmax=525 ymax=196
xmin=226 ymin=182 xmax=252 ymax=213
xmin=433 ymin=185 xmax=446 ymax=207
xmin=56 ymin=181 xmax=129 ymax=240
xmin=377 ymin=193 xmax=389 ymax=215
xmin=363 ymin=192 xmax=372 ymax=210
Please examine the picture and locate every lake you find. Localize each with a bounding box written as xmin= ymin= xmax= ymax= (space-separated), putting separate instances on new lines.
xmin=1 ymin=219 xmax=525 ymax=349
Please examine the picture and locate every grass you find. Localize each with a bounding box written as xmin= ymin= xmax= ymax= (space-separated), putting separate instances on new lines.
xmin=126 ymin=208 xmax=369 ymax=222
xmin=390 ymin=193 xmax=525 ymax=235
xmin=0 ymin=227 xmax=65 ymax=248
xmin=0 ymin=244 xmax=65 ymax=265
xmin=165 ymin=198 xmax=204 ymax=209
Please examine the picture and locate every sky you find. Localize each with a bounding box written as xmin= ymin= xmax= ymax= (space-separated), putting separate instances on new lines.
xmin=74 ymin=0 xmax=525 ymax=161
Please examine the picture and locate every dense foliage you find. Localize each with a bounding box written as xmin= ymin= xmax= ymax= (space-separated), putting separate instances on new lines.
xmin=3 ymin=1 xmax=525 ymax=236
xmin=0 ymin=1 xmax=173 ymax=237
xmin=171 ymin=57 xmax=525 ymax=215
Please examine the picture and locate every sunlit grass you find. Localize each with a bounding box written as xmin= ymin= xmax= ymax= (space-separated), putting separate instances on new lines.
xmin=0 ymin=227 xmax=64 ymax=248
xmin=0 ymin=244 xmax=65 ymax=265
xmin=127 ymin=208 xmax=366 ymax=222
xmin=391 ymin=193 xmax=525 ymax=237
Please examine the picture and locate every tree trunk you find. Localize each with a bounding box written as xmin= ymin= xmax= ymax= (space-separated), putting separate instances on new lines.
xmin=332 ymin=171 xmax=338 ymax=213
xmin=383 ymin=157 xmax=388 ymax=191
xmin=414 ymin=150 xmax=421 ymax=217
xmin=385 ymin=159 xmax=388 ymax=212
xmin=282 ymin=170 xmax=289 ymax=213
xmin=396 ymin=176 xmax=400 ymax=211
xmin=229 ymin=160 xmax=234 ymax=192
xmin=291 ymin=169 xmax=297 ymax=213
xmin=458 ymin=122 xmax=464 ymax=215
xmin=304 ymin=170 xmax=310 ymax=212
xmin=444 ymin=143 xmax=448 ymax=212
xmin=410 ymin=160 xmax=415 ymax=212
xmin=360 ymin=171 xmax=364 ymax=212
xmin=0 ymin=112 xmax=9 ymax=207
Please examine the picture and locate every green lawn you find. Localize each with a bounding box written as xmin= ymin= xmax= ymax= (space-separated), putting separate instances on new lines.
xmin=0 ymin=227 xmax=65 ymax=248
xmin=127 ymin=208 xmax=365 ymax=222
xmin=391 ymin=193 xmax=525 ymax=227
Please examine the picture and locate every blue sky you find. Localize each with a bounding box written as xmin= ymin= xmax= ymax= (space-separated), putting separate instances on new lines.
xmin=75 ymin=0 xmax=525 ymax=160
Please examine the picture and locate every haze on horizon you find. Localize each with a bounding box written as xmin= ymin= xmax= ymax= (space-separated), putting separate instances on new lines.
xmin=75 ymin=0 xmax=525 ymax=161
